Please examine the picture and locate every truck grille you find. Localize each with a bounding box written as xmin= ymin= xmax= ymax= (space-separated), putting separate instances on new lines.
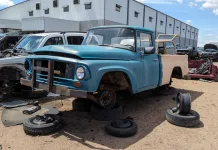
xmin=34 ymin=60 xmax=74 ymax=81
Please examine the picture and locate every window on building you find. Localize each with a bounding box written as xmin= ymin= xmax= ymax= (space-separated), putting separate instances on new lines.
xmin=160 ymin=21 xmax=164 ymax=25
xmin=135 ymin=11 xmax=139 ymax=18
xmin=44 ymin=8 xmax=49 ymax=14
xmin=183 ymin=28 xmax=185 ymax=31
xmin=84 ymin=2 xmax=92 ymax=10
xmin=44 ymin=37 xmax=64 ymax=46
xmin=67 ymin=36 xmax=84 ymax=45
xmin=149 ymin=17 xmax=153 ymax=22
xmin=63 ymin=5 xmax=69 ymax=12
xmin=36 ymin=3 xmax=40 ymax=10
xmin=169 ymin=24 xmax=172 ymax=28
xmin=74 ymin=0 xmax=80 ymax=4
xmin=188 ymin=30 xmax=190 ymax=32
xmin=53 ymin=0 xmax=58 ymax=7
xmin=176 ymin=26 xmax=179 ymax=30
xmin=116 ymin=4 xmax=122 ymax=12
xmin=29 ymin=11 xmax=33 ymax=16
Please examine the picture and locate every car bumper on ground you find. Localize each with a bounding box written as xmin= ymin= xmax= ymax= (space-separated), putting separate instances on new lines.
xmin=20 ymin=78 xmax=87 ymax=98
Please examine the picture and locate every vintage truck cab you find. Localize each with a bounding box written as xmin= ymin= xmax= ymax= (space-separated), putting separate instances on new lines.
xmin=21 ymin=26 xmax=188 ymax=108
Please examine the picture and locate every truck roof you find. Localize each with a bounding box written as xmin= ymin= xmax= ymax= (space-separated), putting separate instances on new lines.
xmin=89 ymin=25 xmax=153 ymax=33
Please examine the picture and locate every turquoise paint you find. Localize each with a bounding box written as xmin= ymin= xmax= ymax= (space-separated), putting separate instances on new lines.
xmin=25 ymin=25 xmax=163 ymax=95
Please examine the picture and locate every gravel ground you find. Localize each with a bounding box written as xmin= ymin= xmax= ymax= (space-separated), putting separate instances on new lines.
xmin=1 ymin=68 xmax=218 ymax=150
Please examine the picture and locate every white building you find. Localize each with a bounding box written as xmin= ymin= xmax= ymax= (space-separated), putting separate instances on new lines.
xmin=0 ymin=0 xmax=198 ymax=48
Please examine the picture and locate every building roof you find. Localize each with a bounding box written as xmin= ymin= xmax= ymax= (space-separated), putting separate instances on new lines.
xmin=89 ymin=25 xmax=153 ymax=33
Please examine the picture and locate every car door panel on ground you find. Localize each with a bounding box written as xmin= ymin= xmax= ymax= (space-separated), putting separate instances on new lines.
xmin=137 ymin=31 xmax=159 ymax=89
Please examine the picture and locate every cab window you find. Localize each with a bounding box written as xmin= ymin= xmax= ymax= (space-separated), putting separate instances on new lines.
xmin=67 ymin=36 xmax=84 ymax=45
xmin=44 ymin=37 xmax=63 ymax=46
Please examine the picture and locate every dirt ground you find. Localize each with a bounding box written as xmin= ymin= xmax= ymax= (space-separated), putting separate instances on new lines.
xmin=1 ymin=66 xmax=218 ymax=150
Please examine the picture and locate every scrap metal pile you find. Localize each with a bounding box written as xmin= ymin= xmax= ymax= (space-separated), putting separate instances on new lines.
xmin=188 ymin=59 xmax=218 ymax=81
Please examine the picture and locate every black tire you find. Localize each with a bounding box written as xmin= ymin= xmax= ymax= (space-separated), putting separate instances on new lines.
xmin=21 ymin=89 xmax=48 ymax=99
xmin=72 ymin=98 xmax=92 ymax=112
xmin=105 ymin=119 xmax=137 ymax=137
xmin=23 ymin=114 xmax=62 ymax=135
xmin=176 ymin=93 xmax=191 ymax=114
xmin=166 ymin=109 xmax=200 ymax=127
xmin=90 ymin=103 xmax=122 ymax=121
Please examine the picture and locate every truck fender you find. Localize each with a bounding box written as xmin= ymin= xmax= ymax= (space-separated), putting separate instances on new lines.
xmin=94 ymin=66 xmax=138 ymax=94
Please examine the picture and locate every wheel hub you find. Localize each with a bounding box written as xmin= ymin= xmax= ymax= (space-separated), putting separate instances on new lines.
xmin=32 ymin=115 xmax=54 ymax=125
xmin=111 ymin=120 xmax=132 ymax=128
xmin=99 ymin=90 xmax=116 ymax=108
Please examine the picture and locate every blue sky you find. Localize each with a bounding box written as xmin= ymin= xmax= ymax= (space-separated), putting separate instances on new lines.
xmin=0 ymin=0 xmax=218 ymax=46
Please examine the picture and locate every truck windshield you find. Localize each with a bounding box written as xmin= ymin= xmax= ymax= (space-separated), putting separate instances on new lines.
xmin=84 ymin=28 xmax=135 ymax=51
xmin=15 ymin=36 xmax=44 ymax=51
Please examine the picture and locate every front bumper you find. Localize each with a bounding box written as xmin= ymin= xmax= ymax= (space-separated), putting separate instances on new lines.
xmin=21 ymin=78 xmax=87 ymax=98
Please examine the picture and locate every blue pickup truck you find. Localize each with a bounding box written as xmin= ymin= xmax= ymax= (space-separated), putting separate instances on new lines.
xmin=21 ymin=26 xmax=188 ymax=108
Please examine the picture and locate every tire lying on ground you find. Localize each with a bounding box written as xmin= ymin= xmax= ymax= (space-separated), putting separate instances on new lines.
xmin=21 ymin=89 xmax=48 ymax=99
xmin=166 ymin=109 xmax=200 ymax=127
xmin=72 ymin=98 xmax=93 ymax=112
xmin=90 ymin=103 xmax=122 ymax=121
xmin=176 ymin=93 xmax=191 ymax=114
xmin=105 ymin=119 xmax=137 ymax=137
xmin=23 ymin=114 xmax=62 ymax=135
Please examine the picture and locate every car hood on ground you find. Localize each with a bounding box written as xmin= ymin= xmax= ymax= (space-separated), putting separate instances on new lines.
xmin=33 ymin=45 xmax=136 ymax=61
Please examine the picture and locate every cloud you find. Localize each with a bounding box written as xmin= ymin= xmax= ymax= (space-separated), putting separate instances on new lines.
xmin=186 ymin=20 xmax=192 ymax=24
xmin=195 ymin=0 xmax=218 ymax=15
xmin=206 ymin=33 xmax=213 ymax=36
xmin=189 ymin=2 xmax=198 ymax=7
xmin=0 ymin=0 xmax=14 ymax=7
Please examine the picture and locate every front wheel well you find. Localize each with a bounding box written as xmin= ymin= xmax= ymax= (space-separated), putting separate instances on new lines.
xmin=99 ymin=71 xmax=132 ymax=93
xmin=171 ymin=67 xmax=183 ymax=79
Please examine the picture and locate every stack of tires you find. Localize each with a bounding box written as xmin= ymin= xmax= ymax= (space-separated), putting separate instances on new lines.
xmin=73 ymin=98 xmax=138 ymax=138
xmin=166 ymin=93 xmax=200 ymax=127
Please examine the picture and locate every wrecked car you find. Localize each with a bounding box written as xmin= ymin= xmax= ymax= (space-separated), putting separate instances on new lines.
xmin=0 ymin=33 xmax=23 ymax=58
xmin=0 ymin=32 xmax=86 ymax=97
xmin=21 ymin=25 xmax=189 ymax=108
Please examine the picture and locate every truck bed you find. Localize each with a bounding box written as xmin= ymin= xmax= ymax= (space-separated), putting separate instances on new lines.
xmin=160 ymin=55 xmax=188 ymax=85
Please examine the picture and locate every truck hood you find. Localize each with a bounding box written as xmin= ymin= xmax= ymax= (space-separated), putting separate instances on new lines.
xmin=0 ymin=56 xmax=26 ymax=66
xmin=33 ymin=45 xmax=136 ymax=60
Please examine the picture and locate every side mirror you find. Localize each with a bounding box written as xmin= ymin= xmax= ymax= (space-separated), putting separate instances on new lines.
xmin=144 ymin=46 xmax=155 ymax=54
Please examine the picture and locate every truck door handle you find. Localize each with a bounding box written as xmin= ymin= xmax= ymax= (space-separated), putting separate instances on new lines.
xmin=153 ymin=59 xmax=158 ymax=61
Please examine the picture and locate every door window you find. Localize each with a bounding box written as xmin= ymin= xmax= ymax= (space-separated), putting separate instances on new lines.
xmin=44 ymin=37 xmax=63 ymax=46
xmin=67 ymin=36 xmax=84 ymax=45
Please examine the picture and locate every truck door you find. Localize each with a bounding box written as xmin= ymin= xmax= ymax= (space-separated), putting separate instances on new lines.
xmin=137 ymin=32 xmax=159 ymax=88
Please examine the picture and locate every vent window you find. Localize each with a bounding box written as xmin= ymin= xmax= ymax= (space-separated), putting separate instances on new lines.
xmin=29 ymin=11 xmax=33 ymax=16
xmin=116 ymin=4 xmax=122 ymax=12
xmin=135 ymin=11 xmax=139 ymax=18
xmin=63 ymin=5 xmax=69 ymax=12
xmin=160 ymin=21 xmax=164 ymax=25
xmin=44 ymin=8 xmax=49 ymax=14
xmin=149 ymin=17 xmax=153 ymax=22
xmin=84 ymin=2 xmax=92 ymax=10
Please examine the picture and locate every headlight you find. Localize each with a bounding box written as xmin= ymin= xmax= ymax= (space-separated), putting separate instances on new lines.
xmin=24 ymin=60 xmax=31 ymax=71
xmin=76 ymin=67 xmax=85 ymax=80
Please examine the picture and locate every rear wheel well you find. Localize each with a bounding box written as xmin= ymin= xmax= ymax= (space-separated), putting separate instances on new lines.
xmin=171 ymin=67 xmax=183 ymax=79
